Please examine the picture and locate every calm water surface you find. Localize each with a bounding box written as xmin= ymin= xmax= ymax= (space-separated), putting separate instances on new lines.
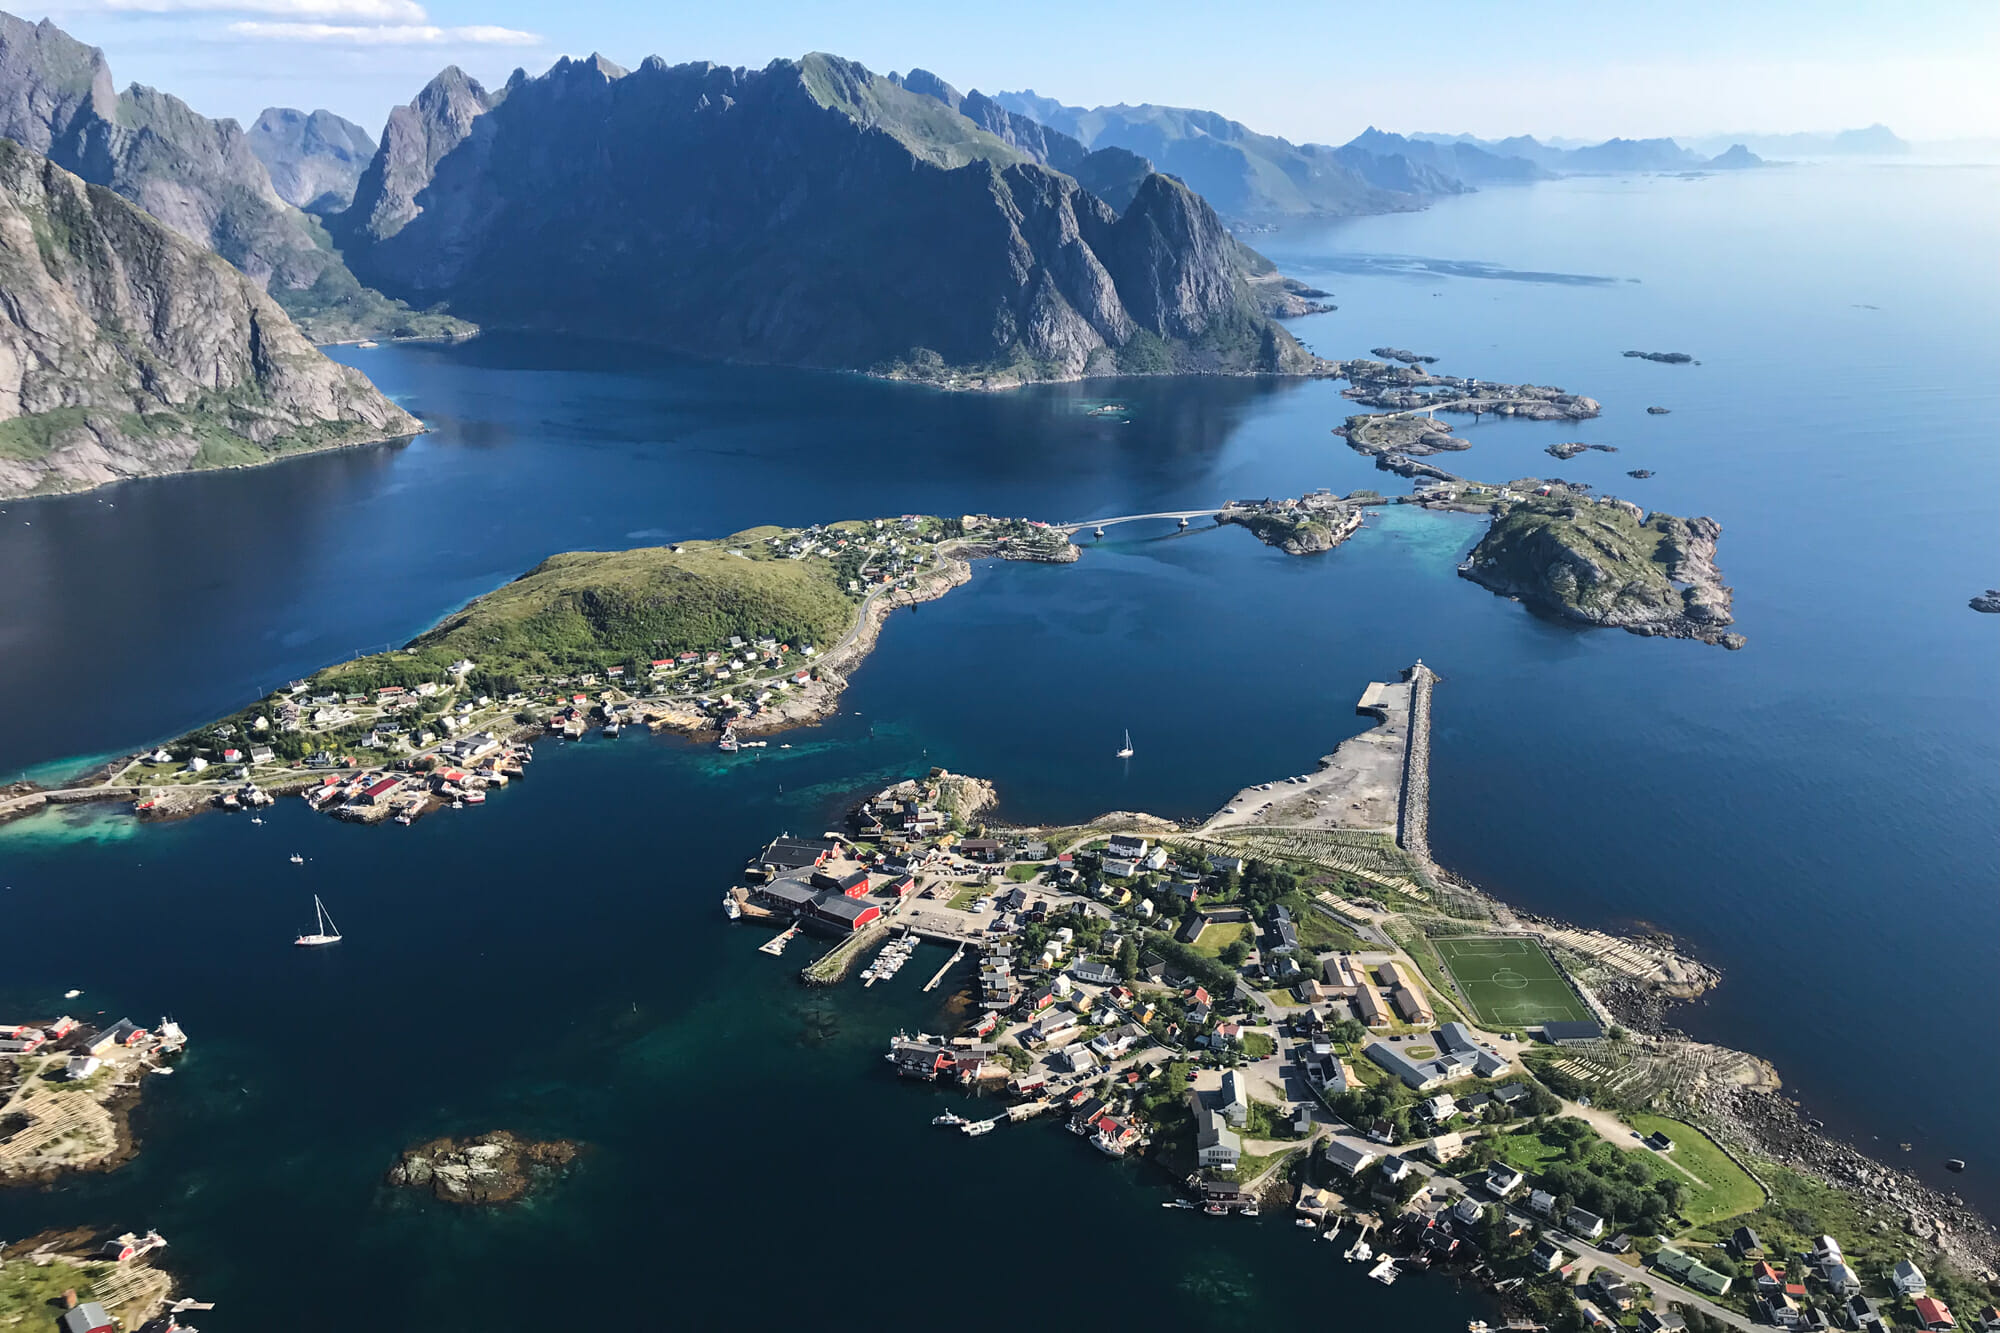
xmin=1 ymin=164 xmax=1995 ymax=1325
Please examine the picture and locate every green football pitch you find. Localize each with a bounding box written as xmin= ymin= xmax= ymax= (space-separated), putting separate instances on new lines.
xmin=1432 ymin=936 xmax=1595 ymax=1028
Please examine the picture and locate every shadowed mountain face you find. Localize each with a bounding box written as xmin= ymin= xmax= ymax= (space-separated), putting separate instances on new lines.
xmin=0 ymin=139 xmax=418 ymax=498
xmin=0 ymin=11 xmax=467 ymax=341
xmin=248 ymin=107 xmax=377 ymax=214
xmin=894 ymin=69 xmax=1155 ymax=214
xmin=0 ymin=11 xmax=327 ymax=290
xmin=334 ymin=53 xmax=1312 ymax=384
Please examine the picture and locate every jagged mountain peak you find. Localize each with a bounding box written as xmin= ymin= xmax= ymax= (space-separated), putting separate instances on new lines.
xmin=335 ymin=51 xmax=1310 ymax=385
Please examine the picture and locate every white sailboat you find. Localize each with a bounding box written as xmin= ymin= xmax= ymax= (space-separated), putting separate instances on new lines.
xmin=1115 ymin=729 xmax=1134 ymax=759
xmin=294 ymin=895 xmax=342 ymax=947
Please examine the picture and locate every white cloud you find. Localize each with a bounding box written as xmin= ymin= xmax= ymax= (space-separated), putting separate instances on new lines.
xmin=94 ymin=0 xmax=429 ymax=18
xmin=225 ymin=19 xmax=540 ymax=44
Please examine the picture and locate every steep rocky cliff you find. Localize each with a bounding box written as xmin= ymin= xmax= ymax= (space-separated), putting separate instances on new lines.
xmin=247 ymin=106 xmax=376 ymax=213
xmin=335 ymin=53 xmax=1313 ymax=384
xmin=0 ymin=140 xmax=420 ymax=498
xmin=0 ymin=11 xmax=467 ymax=340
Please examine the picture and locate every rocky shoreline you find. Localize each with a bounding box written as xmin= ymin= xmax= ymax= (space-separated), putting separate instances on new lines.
xmin=384 ymin=1131 xmax=582 ymax=1206
xmin=1216 ymin=492 xmax=1369 ymax=554
xmin=1462 ymin=496 xmax=1744 ymax=648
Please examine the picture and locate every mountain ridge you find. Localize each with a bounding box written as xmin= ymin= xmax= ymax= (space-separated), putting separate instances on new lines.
xmin=0 ymin=137 xmax=420 ymax=498
xmin=0 ymin=10 xmax=468 ymax=342
xmin=332 ymin=52 xmax=1317 ymax=386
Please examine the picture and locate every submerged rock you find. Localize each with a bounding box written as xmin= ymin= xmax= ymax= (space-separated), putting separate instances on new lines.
xmin=386 ymin=1130 xmax=582 ymax=1205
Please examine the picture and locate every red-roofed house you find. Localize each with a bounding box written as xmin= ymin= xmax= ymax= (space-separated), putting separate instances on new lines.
xmin=1915 ymin=1297 xmax=1956 ymax=1330
xmin=1191 ymin=986 xmax=1212 ymax=1007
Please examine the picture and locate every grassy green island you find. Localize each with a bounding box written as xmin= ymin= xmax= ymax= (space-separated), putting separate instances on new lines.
xmin=1461 ymin=493 xmax=1743 ymax=647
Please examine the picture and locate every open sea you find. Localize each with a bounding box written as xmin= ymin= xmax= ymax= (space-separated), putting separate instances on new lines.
xmin=0 ymin=162 xmax=1995 ymax=1329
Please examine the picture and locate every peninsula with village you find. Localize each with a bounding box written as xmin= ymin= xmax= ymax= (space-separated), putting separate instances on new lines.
xmin=0 ymin=352 xmax=1745 ymax=835
xmin=715 ymin=666 xmax=1999 ymax=1333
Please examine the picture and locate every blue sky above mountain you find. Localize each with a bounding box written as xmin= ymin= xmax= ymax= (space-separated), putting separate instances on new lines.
xmin=24 ymin=0 xmax=2000 ymax=143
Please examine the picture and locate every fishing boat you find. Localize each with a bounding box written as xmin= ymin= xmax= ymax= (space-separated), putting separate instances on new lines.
xmin=1115 ymin=728 xmax=1133 ymax=759
xmin=462 ymin=791 xmax=486 ymax=805
xmin=394 ymin=812 xmax=412 ymax=825
xmin=721 ymin=894 xmax=742 ymax=921
xmin=961 ymin=1119 xmax=995 ymax=1137
xmin=288 ymin=853 xmax=304 ymax=864
xmin=932 ymin=1112 xmax=966 ymax=1127
xmin=294 ymin=895 xmax=341 ymax=947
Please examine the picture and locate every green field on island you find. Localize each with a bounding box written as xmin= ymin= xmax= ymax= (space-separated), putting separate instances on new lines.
xmin=1432 ymin=935 xmax=1594 ymax=1028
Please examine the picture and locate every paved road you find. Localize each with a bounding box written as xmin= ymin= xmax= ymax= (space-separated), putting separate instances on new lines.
xmin=1054 ymin=509 xmax=1225 ymax=532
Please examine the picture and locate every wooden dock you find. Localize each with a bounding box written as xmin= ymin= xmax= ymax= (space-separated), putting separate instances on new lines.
xmin=757 ymin=925 xmax=799 ymax=956
xmin=922 ymin=943 xmax=967 ymax=992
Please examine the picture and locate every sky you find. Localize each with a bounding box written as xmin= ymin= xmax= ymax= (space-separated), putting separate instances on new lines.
xmin=23 ymin=0 xmax=2000 ymax=145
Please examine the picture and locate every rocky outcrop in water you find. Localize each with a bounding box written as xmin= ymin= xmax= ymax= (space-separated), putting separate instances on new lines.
xmin=1461 ymin=494 xmax=1743 ymax=647
xmin=1624 ymin=350 xmax=1694 ymax=364
xmin=247 ymin=107 xmax=376 ymax=213
xmin=385 ymin=1131 xmax=582 ymax=1205
xmin=334 ymin=54 xmax=1312 ymax=386
xmin=1218 ymin=492 xmax=1364 ymax=554
xmin=0 ymin=140 xmax=420 ymax=498
xmin=1646 ymin=405 xmax=1672 ymax=414
xmin=1970 ymin=589 xmax=2000 ymax=613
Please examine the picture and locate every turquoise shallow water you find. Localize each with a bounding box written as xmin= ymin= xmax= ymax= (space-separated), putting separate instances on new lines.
xmin=0 ymin=163 xmax=1995 ymax=1326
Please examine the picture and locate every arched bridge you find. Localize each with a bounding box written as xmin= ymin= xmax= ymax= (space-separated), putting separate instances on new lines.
xmin=1051 ymin=508 xmax=1227 ymax=534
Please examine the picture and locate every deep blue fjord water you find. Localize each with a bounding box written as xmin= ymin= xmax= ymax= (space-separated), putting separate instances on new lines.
xmin=0 ymin=164 xmax=1995 ymax=1329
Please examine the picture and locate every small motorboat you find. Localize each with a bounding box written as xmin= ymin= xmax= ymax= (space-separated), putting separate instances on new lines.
xmin=932 ymin=1112 xmax=966 ymax=1127
xmin=288 ymin=853 xmax=304 ymax=864
xmin=250 ymin=816 xmax=264 ymax=825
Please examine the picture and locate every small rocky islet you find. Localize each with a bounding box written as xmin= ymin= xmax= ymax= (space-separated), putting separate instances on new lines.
xmin=1624 ymin=349 xmax=1697 ymax=364
xmin=1545 ymin=441 xmax=1619 ymax=460
xmin=385 ymin=1131 xmax=583 ymax=1206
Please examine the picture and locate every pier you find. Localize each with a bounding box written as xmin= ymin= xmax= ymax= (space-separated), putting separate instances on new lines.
xmin=922 ymin=942 xmax=967 ymax=992
xmin=757 ymin=924 xmax=799 ymax=956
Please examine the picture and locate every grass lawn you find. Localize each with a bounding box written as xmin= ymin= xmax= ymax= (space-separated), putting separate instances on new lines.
xmin=1004 ymin=863 xmax=1043 ymax=883
xmin=0 ymin=1258 xmax=98 ymax=1327
xmin=1189 ymin=922 xmax=1250 ymax=960
xmin=1432 ymin=935 xmax=1594 ymax=1027
xmin=945 ymin=883 xmax=988 ymax=911
xmin=1227 ymin=1146 xmax=1302 ymax=1185
xmin=1625 ymin=1113 xmax=1765 ymax=1230
xmin=1298 ymin=908 xmax=1370 ymax=954
xmin=1240 ymin=1033 xmax=1276 ymax=1059
xmin=1480 ymin=1126 xmax=1574 ymax=1177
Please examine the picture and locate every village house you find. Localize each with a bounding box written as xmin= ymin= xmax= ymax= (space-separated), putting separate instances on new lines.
xmin=1194 ymin=1101 xmax=1241 ymax=1169
xmin=1322 ymin=1138 xmax=1379 ymax=1178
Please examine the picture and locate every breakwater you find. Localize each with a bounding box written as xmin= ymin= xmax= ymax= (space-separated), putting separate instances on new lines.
xmin=1397 ymin=661 xmax=1435 ymax=864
